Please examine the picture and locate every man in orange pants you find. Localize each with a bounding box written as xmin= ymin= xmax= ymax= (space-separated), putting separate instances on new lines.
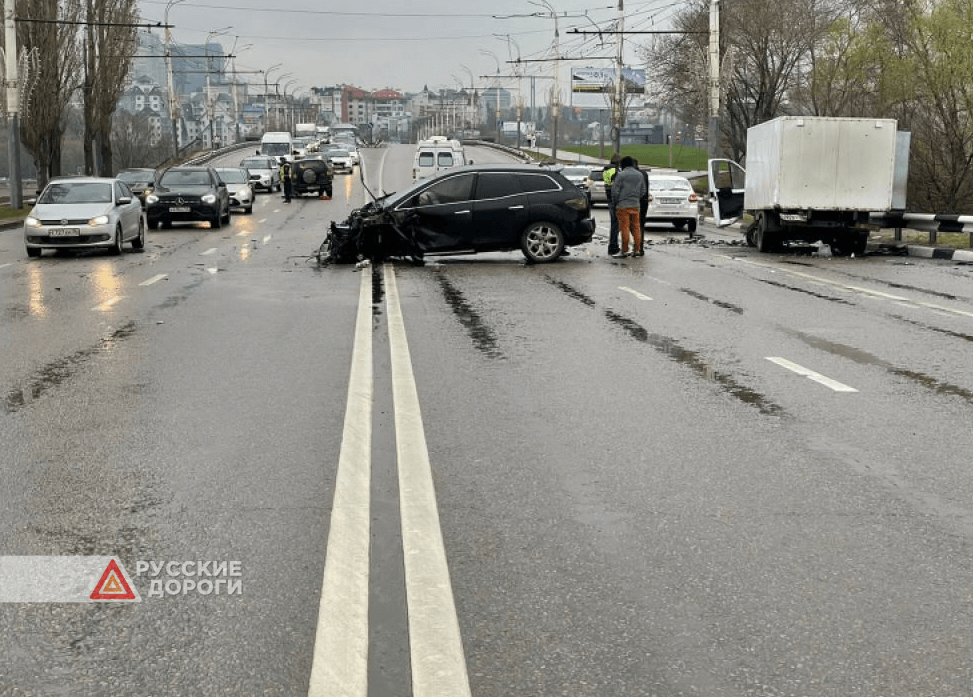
xmin=610 ymin=156 xmax=647 ymax=257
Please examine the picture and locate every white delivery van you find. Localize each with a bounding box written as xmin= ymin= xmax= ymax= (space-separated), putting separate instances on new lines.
xmin=259 ymin=131 xmax=295 ymax=164
xmin=413 ymin=136 xmax=469 ymax=180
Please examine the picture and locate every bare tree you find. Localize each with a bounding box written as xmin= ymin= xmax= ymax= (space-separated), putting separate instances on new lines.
xmin=112 ymin=109 xmax=170 ymax=169
xmin=83 ymin=0 xmax=137 ymax=175
xmin=12 ymin=0 xmax=84 ymax=187
xmin=644 ymin=0 xmax=845 ymax=158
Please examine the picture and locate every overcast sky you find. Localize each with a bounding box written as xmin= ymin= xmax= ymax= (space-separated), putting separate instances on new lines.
xmin=140 ymin=0 xmax=680 ymax=99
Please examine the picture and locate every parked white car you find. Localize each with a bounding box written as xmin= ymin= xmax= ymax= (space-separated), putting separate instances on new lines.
xmin=645 ymin=175 xmax=699 ymax=232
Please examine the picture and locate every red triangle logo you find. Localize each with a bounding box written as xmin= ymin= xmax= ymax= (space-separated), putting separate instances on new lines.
xmin=90 ymin=559 xmax=137 ymax=601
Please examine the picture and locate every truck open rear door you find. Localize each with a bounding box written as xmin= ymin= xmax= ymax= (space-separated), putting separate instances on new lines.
xmin=707 ymin=159 xmax=746 ymax=226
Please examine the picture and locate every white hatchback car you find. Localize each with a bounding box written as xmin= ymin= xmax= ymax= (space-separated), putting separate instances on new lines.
xmin=24 ymin=177 xmax=145 ymax=257
xmin=645 ymin=175 xmax=700 ymax=233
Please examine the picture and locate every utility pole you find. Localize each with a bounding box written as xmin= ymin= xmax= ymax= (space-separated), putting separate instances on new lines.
xmin=708 ymin=0 xmax=721 ymax=157
xmin=164 ymin=0 xmax=186 ymax=159
xmin=611 ymin=0 xmax=624 ymax=156
xmin=551 ymin=10 xmax=559 ymax=160
xmin=4 ymin=0 xmax=22 ymax=208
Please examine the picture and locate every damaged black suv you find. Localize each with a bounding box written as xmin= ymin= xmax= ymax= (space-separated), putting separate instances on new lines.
xmin=323 ymin=164 xmax=595 ymax=264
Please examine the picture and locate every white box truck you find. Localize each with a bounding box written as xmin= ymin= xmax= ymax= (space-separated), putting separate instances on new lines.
xmin=709 ymin=116 xmax=910 ymax=254
xmin=259 ymin=131 xmax=295 ymax=164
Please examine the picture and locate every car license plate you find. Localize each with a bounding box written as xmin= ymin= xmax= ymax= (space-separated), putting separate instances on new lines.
xmin=169 ymin=206 xmax=191 ymax=213
xmin=660 ymin=198 xmax=682 ymax=205
xmin=48 ymin=228 xmax=80 ymax=237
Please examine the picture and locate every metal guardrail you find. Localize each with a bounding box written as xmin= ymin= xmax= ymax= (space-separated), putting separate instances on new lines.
xmin=870 ymin=211 xmax=973 ymax=246
xmin=461 ymin=140 xmax=533 ymax=163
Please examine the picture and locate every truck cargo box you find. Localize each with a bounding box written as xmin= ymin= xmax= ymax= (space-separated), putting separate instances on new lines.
xmin=744 ymin=116 xmax=898 ymax=212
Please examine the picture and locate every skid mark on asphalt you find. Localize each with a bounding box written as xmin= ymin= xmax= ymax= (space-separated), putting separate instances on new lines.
xmin=680 ymin=288 xmax=743 ymax=314
xmin=4 ymin=321 xmax=138 ymax=414
xmin=434 ymin=271 xmax=504 ymax=359
xmin=603 ymin=309 xmax=784 ymax=415
xmin=543 ymin=277 xmax=784 ymax=416
xmin=787 ymin=329 xmax=973 ymax=404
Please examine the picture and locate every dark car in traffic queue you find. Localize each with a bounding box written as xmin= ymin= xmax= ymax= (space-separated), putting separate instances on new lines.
xmin=325 ymin=164 xmax=595 ymax=264
xmin=289 ymin=158 xmax=333 ymax=198
xmin=115 ymin=168 xmax=157 ymax=207
xmin=145 ymin=166 xmax=231 ymax=229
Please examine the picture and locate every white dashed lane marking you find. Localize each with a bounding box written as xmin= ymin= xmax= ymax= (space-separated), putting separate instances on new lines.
xmin=619 ymin=286 xmax=652 ymax=301
xmin=139 ymin=274 xmax=168 ymax=286
xmin=766 ymin=357 xmax=859 ymax=393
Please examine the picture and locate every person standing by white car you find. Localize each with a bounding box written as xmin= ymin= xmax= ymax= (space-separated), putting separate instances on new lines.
xmin=610 ymin=156 xmax=647 ymax=257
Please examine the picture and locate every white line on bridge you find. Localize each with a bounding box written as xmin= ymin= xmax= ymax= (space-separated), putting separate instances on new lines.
xmin=0 ymin=263 xmax=11 ymax=270
xmin=200 ymin=247 xmax=218 ymax=256
xmin=386 ymin=264 xmax=473 ymax=697
xmin=263 ymin=235 xmax=272 ymax=244
xmin=766 ymin=356 xmax=859 ymax=393
xmin=619 ymin=285 xmax=652 ymax=301
xmin=308 ymin=270 xmax=372 ymax=697
xmin=139 ymin=274 xmax=168 ymax=286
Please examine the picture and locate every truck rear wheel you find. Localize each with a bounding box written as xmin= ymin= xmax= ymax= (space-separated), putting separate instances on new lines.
xmin=849 ymin=231 xmax=868 ymax=256
xmin=755 ymin=213 xmax=775 ymax=252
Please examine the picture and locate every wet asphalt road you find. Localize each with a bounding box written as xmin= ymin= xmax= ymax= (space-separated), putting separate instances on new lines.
xmin=2 ymin=146 xmax=973 ymax=695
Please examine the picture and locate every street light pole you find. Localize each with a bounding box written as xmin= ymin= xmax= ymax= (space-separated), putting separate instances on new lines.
xmin=4 ymin=0 xmax=22 ymax=208
xmin=164 ymin=0 xmax=187 ymax=159
xmin=612 ymin=0 xmax=624 ymax=156
xmin=263 ymin=63 xmax=282 ymax=132
xmin=204 ymin=28 xmax=230 ymax=150
xmin=708 ymin=0 xmax=721 ymax=157
xmin=529 ymin=0 xmax=559 ymax=159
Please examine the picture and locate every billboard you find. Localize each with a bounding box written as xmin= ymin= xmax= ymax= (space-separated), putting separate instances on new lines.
xmin=570 ymin=68 xmax=645 ymax=109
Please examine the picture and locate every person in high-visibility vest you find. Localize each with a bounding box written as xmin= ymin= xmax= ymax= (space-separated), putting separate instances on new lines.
xmin=279 ymin=157 xmax=293 ymax=203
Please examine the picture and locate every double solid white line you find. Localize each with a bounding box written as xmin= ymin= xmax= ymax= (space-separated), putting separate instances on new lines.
xmin=308 ymin=265 xmax=472 ymax=697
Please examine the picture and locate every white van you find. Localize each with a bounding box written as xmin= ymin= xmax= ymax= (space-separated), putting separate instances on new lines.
xmin=413 ymin=136 xmax=469 ymax=180
xmin=260 ymin=131 xmax=295 ymax=164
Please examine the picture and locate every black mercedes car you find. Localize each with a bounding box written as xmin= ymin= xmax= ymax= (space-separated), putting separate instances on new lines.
xmin=145 ymin=166 xmax=231 ymax=229
xmin=324 ymin=164 xmax=595 ymax=264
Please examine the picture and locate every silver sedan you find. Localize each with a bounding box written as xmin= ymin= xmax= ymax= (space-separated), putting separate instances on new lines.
xmin=24 ymin=177 xmax=145 ymax=257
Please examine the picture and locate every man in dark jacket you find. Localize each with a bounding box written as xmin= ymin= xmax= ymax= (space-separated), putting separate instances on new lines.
xmin=633 ymin=158 xmax=650 ymax=255
xmin=603 ymin=153 xmax=621 ymax=255
xmin=610 ymin=156 xmax=647 ymax=257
